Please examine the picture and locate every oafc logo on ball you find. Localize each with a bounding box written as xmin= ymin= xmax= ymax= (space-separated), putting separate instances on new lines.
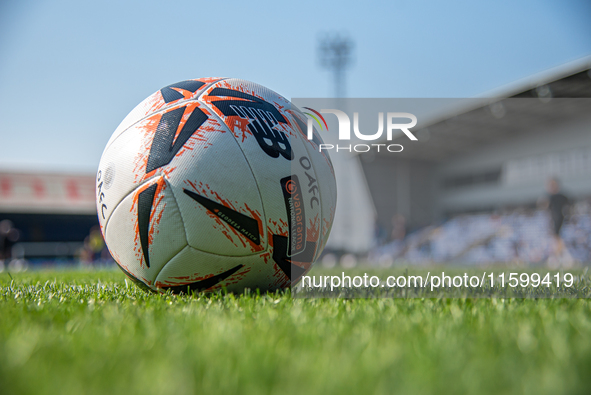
xmin=303 ymin=107 xmax=418 ymax=153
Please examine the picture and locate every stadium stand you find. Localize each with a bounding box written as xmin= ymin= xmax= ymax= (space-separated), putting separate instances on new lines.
xmin=371 ymin=197 xmax=591 ymax=265
xmin=359 ymin=58 xmax=591 ymax=265
xmin=0 ymin=171 xmax=107 ymax=266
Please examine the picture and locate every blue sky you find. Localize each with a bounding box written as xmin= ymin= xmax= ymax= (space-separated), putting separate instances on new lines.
xmin=1 ymin=0 xmax=590 ymax=173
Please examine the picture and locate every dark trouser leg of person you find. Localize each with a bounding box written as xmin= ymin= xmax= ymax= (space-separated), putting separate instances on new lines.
xmin=552 ymin=215 xmax=564 ymax=255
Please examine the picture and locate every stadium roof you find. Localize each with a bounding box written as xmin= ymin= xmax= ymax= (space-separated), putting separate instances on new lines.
xmin=0 ymin=171 xmax=96 ymax=215
xmin=388 ymin=56 xmax=591 ymax=161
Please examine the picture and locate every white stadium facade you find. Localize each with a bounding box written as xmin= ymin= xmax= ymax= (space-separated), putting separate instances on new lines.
xmin=359 ymin=57 xmax=591 ymax=246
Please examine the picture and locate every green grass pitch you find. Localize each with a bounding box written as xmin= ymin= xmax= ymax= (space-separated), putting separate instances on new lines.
xmin=1 ymin=268 xmax=591 ymax=395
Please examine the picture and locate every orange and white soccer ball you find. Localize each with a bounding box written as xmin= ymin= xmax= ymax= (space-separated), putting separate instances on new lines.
xmin=96 ymin=78 xmax=336 ymax=293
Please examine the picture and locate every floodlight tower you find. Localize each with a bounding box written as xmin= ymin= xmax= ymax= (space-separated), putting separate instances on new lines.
xmin=317 ymin=34 xmax=373 ymax=255
xmin=318 ymin=33 xmax=354 ymax=98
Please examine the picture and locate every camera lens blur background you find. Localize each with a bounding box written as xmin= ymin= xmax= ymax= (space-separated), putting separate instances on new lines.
xmin=1 ymin=0 xmax=590 ymax=270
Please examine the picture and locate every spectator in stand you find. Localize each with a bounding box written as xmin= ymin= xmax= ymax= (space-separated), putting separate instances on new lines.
xmin=373 ymin=218 xmax=388 ymax=248
xmin=391 ymin=214 xmax=407 ymax=241
xmin=0 ymin=220 xmax=20 ymax=263
xmin=80 ymin=226 xmax=112 ymax=266
xmin=539 ymin=178 xmax=570 ymax=263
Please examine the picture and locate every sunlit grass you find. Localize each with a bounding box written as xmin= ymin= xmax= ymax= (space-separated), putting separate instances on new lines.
xmin=1 ymin=268 xmax=590 ymax=395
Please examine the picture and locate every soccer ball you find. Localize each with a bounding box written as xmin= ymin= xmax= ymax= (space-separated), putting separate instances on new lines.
xmin=96 ymin=78 xmax=336 ymax=293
